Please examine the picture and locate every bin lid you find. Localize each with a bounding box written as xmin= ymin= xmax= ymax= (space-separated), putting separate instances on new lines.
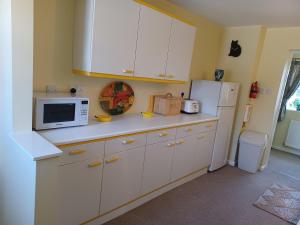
xmin=240 ymin=130 xmax=267 ymax=148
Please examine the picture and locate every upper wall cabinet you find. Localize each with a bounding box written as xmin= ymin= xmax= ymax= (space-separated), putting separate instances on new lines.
xmin=166 ymin=20 xmax=196 ymax=81
xmin=73 ymin=0 xmax=196 ymax=83
xmin=92 ymin=0 xmax=140 ymax=76
xmin=134 ymin=6 xmax=172 ymax=80
xmin=73 ymin=0 xmax=140 ymax=76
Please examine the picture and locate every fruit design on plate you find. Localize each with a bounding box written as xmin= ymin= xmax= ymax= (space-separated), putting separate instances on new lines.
xmin=99 ymin=82 xmax=134 ymax=115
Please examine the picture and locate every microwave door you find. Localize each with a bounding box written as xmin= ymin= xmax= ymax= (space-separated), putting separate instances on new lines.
xmin=43 ymin=103 xmax=76 ymax=124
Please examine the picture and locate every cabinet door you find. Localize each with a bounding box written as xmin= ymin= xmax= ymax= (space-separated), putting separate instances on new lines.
xmin=142 ymin=141 xmax=175 ymax=194
xmin=193 ymin=131 xmax=216 ymax=171
xmin=58 ymin=159 xmax=103 ymax=225
xmin=134 ymin=5 xmax=172 ymax=79
xmin=92 ymin=0 xmax=140 ymax=76
xmin=165 ymin=19 xmax=196 ymax=81
xmin=171 ymin=136 xmax=197 ymax=181
xmin=100 ymin=147 xmax=145 ymax=214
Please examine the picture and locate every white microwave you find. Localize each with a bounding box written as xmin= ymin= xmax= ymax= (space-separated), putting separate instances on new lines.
xmin=33 ymin=93 xmax=89 ymax=130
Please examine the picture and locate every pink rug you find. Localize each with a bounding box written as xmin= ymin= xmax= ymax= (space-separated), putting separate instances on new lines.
xmin=254 ymin=184 xmax=300 ymax=224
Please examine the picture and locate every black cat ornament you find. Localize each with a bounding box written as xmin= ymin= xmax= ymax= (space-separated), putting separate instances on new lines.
xmin=228 ymin=40 xmax=242 ymax=57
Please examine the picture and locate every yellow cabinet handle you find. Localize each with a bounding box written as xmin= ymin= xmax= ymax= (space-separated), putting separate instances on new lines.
xmin=185 ymin=128 xmax=193 ymax=132
xmin=159 ymin=132 xmax=169 ymax=137
xmin=122 ymin=139 xmax=136 ymax=145
xmin=206 ymin=125 xmax=213 ymax=128
xmin=176 ymin=140 xmax=185 ymax=145
xmin=198 ymin=136 xmax=205 ymax=140
xmin=88 ymin=162 xmax=102 ymax=168
xmin=105 ymin=156 xmax=120 ymax=164
xmin=122 ymin=69 xmax=134 ymax=74
xmin=69 ymin=150 xmax=86 ymax=156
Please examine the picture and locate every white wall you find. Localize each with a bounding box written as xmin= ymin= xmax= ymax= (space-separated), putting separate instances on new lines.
xmin=0 ymin=0 xmax=13 ymax=222
xmin=0 ymin=0 xmax=36 ymax=224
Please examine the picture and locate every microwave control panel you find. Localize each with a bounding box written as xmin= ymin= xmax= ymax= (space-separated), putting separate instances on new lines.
xmin=80 ymin=100 xmax=89 ymax=121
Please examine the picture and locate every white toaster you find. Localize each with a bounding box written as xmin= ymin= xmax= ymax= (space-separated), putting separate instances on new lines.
xmin=181 ymin=100 xmax=200 ymax=114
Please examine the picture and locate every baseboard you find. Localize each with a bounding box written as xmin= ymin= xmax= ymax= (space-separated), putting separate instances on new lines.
xmin=259 ymin=164 xmax=267 ymax=171
xmin=84 ymin=168 xmax=208 ymax=225
xmin=228 ymin=160 xmax=236 ymax=167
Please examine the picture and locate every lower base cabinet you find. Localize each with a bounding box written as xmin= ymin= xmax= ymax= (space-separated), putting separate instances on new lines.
xmin=193 ymin=131 xmax=216 ymax=171
xmin=100 ymin=147 xmax=146 ymax=214
xmin=55 ymin=121 xmax=218 ymax=224
xmin=142 ymin=141 xmax=175 ymax=194
xmin=171 ymin=136 xmax=197 ymax=181
xmin=58 ymin=159 xmax=103 ymax=225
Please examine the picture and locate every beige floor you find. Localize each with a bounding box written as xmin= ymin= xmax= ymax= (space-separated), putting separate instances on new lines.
xmin=269 ymin=149 xmax=300 ymax=180
xmin=103 ymin=153 xmax=300 ymax=225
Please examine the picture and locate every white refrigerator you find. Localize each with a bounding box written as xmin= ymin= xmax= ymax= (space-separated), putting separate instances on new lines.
xmin=190 ymin=80 xmax=240 ymax=171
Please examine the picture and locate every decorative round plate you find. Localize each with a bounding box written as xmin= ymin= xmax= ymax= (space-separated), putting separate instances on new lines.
xmin=99 ymin=81 xmax=135 ymax=115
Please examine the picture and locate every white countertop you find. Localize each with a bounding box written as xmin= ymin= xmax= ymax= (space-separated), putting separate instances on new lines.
xmin=10 ymin=131 xmax=62 ymax=161
xmin=38 ymin=113 xmax=218 ymax=146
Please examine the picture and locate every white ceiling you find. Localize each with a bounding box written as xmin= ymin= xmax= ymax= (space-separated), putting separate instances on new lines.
xmin=169 ymin=0 xmax=300 ymax=27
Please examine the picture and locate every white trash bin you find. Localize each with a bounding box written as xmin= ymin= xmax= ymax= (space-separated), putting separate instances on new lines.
xmin=238 ymin=130 xmax=267 ymax=173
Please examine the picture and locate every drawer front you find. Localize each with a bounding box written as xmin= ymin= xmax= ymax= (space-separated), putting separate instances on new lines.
xmin=176 ymin=124 xmax=198 ymax=138
xmin=147 ymin=129 xmax=176 ymax=145
xmin=105 ymin=133 xmax=147 ymax=155
xmin=59 ymin=141 xmax=105 ymax=165
xmin=195 ymin=121 xmax=218 ymax=133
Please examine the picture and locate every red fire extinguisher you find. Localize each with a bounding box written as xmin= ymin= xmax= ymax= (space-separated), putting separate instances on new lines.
xmin=249 ymin=81 xmax=259 ymax=99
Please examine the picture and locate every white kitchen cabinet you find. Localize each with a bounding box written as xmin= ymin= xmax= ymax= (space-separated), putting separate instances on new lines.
xmin=193 ymin=130 xmax=216 ymax=171
xmin=100 ymin=147 xmax=145 ymax=214
xmin=165 ymin=19 xmax=196 ymax=81
xmin=59 ymin=141 xmax=105 ymax=165
xmin=74 ymin=0 xmax=140 ymax=76
xmin=146 ymin=128 xmax=176 ymax=145
xmin=142 ymin=141 xmax=175 ymax=194
xmin=58 ymin=159 xmax=103 ymax=225
xmin=92 ymin=0 xmax=140 ymax=76
xmin=171 ymin=136 xmax=197 ymax=181
xmin=73 ymin=0 xmax=196 ymax=83
xmin=134 ymin=5 xmax=172 ymax=79
xmin=105 ymin=133 xmax=147 ymax=155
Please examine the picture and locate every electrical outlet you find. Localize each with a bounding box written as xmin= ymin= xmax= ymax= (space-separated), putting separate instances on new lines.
xmin=69 ymin=85 xmax=83 ymax=94
xmin=46 ymin=85 xmax=57 ymax=93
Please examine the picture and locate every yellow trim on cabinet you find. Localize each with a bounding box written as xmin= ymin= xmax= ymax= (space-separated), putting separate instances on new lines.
xmin=80 ymin=167 xmax=207 ymax=225
xmin=134 ymin=0 xmax=196 ymax=27
xmin=57 ymin=120 xmax=218 ymax=149
xmin=72 ymin=69 xmax=187 ymax=84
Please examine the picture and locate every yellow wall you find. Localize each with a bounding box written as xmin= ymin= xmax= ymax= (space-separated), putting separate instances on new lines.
xmin=247 ymin=27 xmax=300 ymax=166
xmin=273 ymin=110 xmax=300 ymax=155
xmin=216 ymin=26 xmax=266 ymax=163
xmin=33 ymin=0 xmax=223 ymax=116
